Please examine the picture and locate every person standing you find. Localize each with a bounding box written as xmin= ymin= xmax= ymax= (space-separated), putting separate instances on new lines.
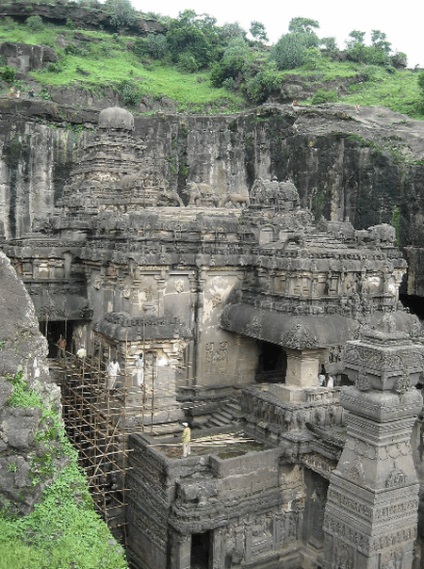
xmin=181 ymin=422 xmax=191 ymax=458
xmin=318 ymin=364 xmax=326 ymax=386
xmin=135 ymin=353 xmax=144 ymax=386
xmin=56 ymin=335 xmax=67 ymax=363
xmin=107 ymin=359 xmax=120 ymax=390
xmin=326 ymin=375 xmax=334 ymax=388
xmin=77 ymin=346 xmax=87 ymax=359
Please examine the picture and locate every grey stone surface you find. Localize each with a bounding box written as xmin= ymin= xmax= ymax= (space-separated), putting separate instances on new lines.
xmin=0 ymin=101 xmax=424 ymax=567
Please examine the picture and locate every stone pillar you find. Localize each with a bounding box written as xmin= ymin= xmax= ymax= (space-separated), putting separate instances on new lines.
xmin=323 ymin=320 xmax=424 ymax=569
xmin=212 ymin=527 xmax=224 ymax=569
xmin=174 ymin=534 xmax=191 ymax=569
xmin=285 ymin=348 xmax=321 ymax=388
xmin=278 ymin=348 xmax=322 ymax=401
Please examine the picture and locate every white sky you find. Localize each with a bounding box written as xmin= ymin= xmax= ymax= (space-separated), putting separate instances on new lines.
xmin=130 ymin=0 xmax=423 ymax=68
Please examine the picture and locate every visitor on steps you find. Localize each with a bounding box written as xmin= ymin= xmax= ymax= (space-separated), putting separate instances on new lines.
xmin=181 ymin=422 xmax=191 ymax=457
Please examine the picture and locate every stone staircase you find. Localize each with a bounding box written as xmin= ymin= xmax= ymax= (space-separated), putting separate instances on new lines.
xmin=202 ymin=399 xmax=244 ymax=429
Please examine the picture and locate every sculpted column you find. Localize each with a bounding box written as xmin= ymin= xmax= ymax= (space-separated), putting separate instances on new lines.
xmin=323 ymin=319 xmax=423 ymax=569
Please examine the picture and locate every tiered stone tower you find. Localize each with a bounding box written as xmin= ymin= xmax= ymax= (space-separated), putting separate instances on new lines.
xmin=323 ymin=316 xmax=424 ymax=569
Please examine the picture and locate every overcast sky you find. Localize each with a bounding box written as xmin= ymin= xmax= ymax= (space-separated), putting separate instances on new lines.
xmin=130 ymin=0 xmax=423 ymax=68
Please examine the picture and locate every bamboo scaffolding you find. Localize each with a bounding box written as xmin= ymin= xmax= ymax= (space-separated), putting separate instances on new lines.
xmin=58 ymin=339 xmax=136 ymax=543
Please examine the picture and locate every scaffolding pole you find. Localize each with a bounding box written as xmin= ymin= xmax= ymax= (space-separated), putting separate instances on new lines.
xmin=57 ymin=344 xmax=142 ymax=543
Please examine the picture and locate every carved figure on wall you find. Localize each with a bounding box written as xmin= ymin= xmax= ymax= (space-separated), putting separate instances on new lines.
xmin=211 ymin=292 xmax=222 ymax=307
xmin=185 ymin=181 xmax=219 ymax=207
xmin=386 ymin=550 xmax=403 ymax=569
xmin=219 ymin=193 xmax=250 ymax=208
xmin=158 ymin=186 xmax=184 ymax=207
xmin=217 ymin=341 xmax=229 ymax=374
xmin=224 ymin=526 xmax=245 ymax=567
xmin=206 ymin=342 xmax=214 ymax=373
xmin=120 ymin=173 xmax=141 ymax=191
xmin=334 ymin=542 xmax=354 ymax=569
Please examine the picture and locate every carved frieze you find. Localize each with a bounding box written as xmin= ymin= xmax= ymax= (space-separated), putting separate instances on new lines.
xmin=280 ymin=322 xmax=318 ymax=350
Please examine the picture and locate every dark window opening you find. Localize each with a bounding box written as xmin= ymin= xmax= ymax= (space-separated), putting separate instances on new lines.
xmin=399 ymin=294 xmax=424 ymax=320
xmin=39 ymin=320 xmax=76 ymax=358
xmin=256 ymin=341 xmax=287 ymax=383
xmin=191 ymin=531 xmax=210 ymax=569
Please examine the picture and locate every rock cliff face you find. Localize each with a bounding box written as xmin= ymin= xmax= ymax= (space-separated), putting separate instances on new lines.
xmin=0 ymin=1 xmax=165 ymax=36
xmin=1 ymin=97 xmax=423 ymax=295
xmin=0 ymin=251 xmax=63 ymax=515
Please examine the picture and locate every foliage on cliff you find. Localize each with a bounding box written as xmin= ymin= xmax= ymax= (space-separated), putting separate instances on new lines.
xmin=0 ymin=1 xmax=423 ymax=117
xmin=0 ymin=371 xmax=128 ymax=569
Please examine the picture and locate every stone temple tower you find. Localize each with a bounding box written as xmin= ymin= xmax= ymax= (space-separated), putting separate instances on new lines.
xmin=323 ymin=315 xmax=424 ymax=569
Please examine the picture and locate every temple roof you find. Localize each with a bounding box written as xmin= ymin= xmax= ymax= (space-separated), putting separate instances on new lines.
xmin=221 ymin=303 xmax=359 ymax=350
xmin=98 ymin=106 xmax=134 ymax=131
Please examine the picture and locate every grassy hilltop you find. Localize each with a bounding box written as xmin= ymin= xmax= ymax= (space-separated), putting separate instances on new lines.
xmin=0 ymin=1 xmax=423 ymax=117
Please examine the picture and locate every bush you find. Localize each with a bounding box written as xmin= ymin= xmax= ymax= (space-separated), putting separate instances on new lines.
xmin=133 ymin=34 xmax=168 ymax=60
xmin=418 ymin=71 xmax=424 ymax=111
xmin=303 ymin=47 xmax=324 ymax=69
xmin=311 ymin=89 xmax=339 ymax=104
xmin=222 ymin=77 xmax=236 ymax=91
xmin=47 ymin=62 xmax=63 ymax=73
xmin=1 ymin=66 xmax=16 ymax=83
xmin=390 ymin=51 xmax=407 ymax=68
xmin=144 ymin=34 xmax=168 ymax=59
xmin=120 ymin=79 xmax=142 ymax=106
xmin=105 ymin=0 xmax=137 ymax=31
xmin=3 ymin=17 xmax=17 ymax=30
xmin=177 ymin=53 xmax=199 ymax=73
xmin=166 ymin=10 xmax=220 ymax=69
xmin=271 ymin=33 xmax=307 ymax=70
xmin=210 ymin=37 xmax=251 ymax=87
xmin=26 ymin=15 xmax=44 ymax=32
xmin=245 ymin=65 xmax=281 ymax=104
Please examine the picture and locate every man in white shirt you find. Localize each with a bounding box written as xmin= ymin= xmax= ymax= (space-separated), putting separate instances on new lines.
xmin=135 ymin=353 xmax=144 ymax=386
xmin=107 ymin=359 xmax=120 ymax=390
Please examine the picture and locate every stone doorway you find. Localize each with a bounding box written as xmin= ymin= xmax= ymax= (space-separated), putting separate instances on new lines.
xmin=40 ymin=320 xmax=76 ymax=359
xmin=303 ymin=469 xmax=328 ymax=551
xmin=255 ymin=341 xmax=287 ymax=383
xmin=190 ymin=531 xmax=211 ymax=569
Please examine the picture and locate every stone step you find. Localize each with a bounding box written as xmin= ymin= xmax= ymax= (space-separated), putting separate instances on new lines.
xmin=204 ymin=398 xmax=243 ymax=428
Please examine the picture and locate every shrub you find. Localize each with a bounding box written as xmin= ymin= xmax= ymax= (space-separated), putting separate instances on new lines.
xmin=245 ymin=65 xmax=281 ymax=104
xmin=47 ymin=62 xmax=63 ymax=73
xmin=144 ymin=34 xmax=168 ymax=60
xmin=166 ymin=10 xmax=220 ymax=69
xmin=1 ymin=66 xmax=16 ymax=83
xmin=271 ymin=33 xmax=307 ymax=70
xmin=303 ymin=47 xmax=324 ymax=70
xmin=104 ymin=0 xmax=137 ymax=31
xmin=133 ymin=34 xmax=168 ymax=60
xmin=3 ymin=17 xmax=17 ymax=30
xmin=120 ymin=79 xmax=142 ymax=106
xmin=222 ymin=77 xmax=236 ymax=91
xmin=311 ymin=89 xmax=339 ymax=104
xmin=210 ymin=37 xmax=251 ymax=87
xmin=26 ymin=15 xmax=44 ymax=32
xmin=391 ymin=51 xmax=407 ymax=68
xmin=177 ymin=53 xmax=199 ymax=73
